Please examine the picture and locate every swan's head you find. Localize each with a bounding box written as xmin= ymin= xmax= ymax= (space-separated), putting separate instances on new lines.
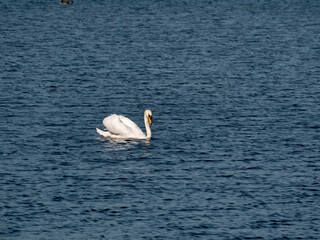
xmin=145 ymin=110 xmax=152 ymax=124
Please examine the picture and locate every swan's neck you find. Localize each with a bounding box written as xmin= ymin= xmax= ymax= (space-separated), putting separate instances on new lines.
xmin=144 ymin=115 xmax=152 ymax=139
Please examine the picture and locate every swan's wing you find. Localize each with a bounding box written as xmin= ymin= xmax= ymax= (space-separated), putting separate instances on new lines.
xmin=103 ymin=114 xmax=131 ymax=137
xmin=103 ymin=114 xmax=145 ymax=138
xmin=118 ymin=115 xmax=145 ymax=137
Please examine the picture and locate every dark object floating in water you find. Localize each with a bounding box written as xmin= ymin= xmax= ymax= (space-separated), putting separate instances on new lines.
xmin=60 ymin=0 xmax=73 ymax=5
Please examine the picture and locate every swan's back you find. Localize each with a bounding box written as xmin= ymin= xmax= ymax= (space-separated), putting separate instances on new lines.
xmin=103 ymin=114 xmax=146 ymax=138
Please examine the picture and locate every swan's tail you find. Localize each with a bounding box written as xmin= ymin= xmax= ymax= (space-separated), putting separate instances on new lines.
xmin=96 ymin=128 xmax=111 ymax=137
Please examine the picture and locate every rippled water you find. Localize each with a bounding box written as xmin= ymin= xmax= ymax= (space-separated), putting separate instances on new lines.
xmin=1 ymin=1 xmax=320 ymax=239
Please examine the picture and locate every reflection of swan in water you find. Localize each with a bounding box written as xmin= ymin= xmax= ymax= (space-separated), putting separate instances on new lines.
xmin=96 ymin=110 xmax=152 ymax=140
xmin=100 ymin=138 xmax=151 ymax=152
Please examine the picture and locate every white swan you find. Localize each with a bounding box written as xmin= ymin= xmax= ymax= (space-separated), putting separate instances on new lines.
xmin=96 ymin=110 xmax=152 ymax=140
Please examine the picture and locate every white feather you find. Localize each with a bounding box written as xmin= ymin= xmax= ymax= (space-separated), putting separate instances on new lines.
xmin=96 ymin=110 xmax=152 ymax=140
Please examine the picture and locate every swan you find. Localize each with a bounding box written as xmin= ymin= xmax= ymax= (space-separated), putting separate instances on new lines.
xmin=96 ymin=110 xmax=152 ymax=140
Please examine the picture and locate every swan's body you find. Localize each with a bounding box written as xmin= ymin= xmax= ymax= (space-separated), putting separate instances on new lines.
xmin=96 ymin=110 xmax=152 ymax=140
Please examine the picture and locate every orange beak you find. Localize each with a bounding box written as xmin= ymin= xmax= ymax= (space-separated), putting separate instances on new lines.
xmin=148 ymin=116 xmax=152 ymax=124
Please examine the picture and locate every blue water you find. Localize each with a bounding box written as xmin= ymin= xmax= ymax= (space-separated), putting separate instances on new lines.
xmin=1 ymin=1 xmax=320 ymax=239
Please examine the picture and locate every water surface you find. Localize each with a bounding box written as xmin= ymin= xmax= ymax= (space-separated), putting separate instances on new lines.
xmin=1 ymin=1 xmax=320 ymax=239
